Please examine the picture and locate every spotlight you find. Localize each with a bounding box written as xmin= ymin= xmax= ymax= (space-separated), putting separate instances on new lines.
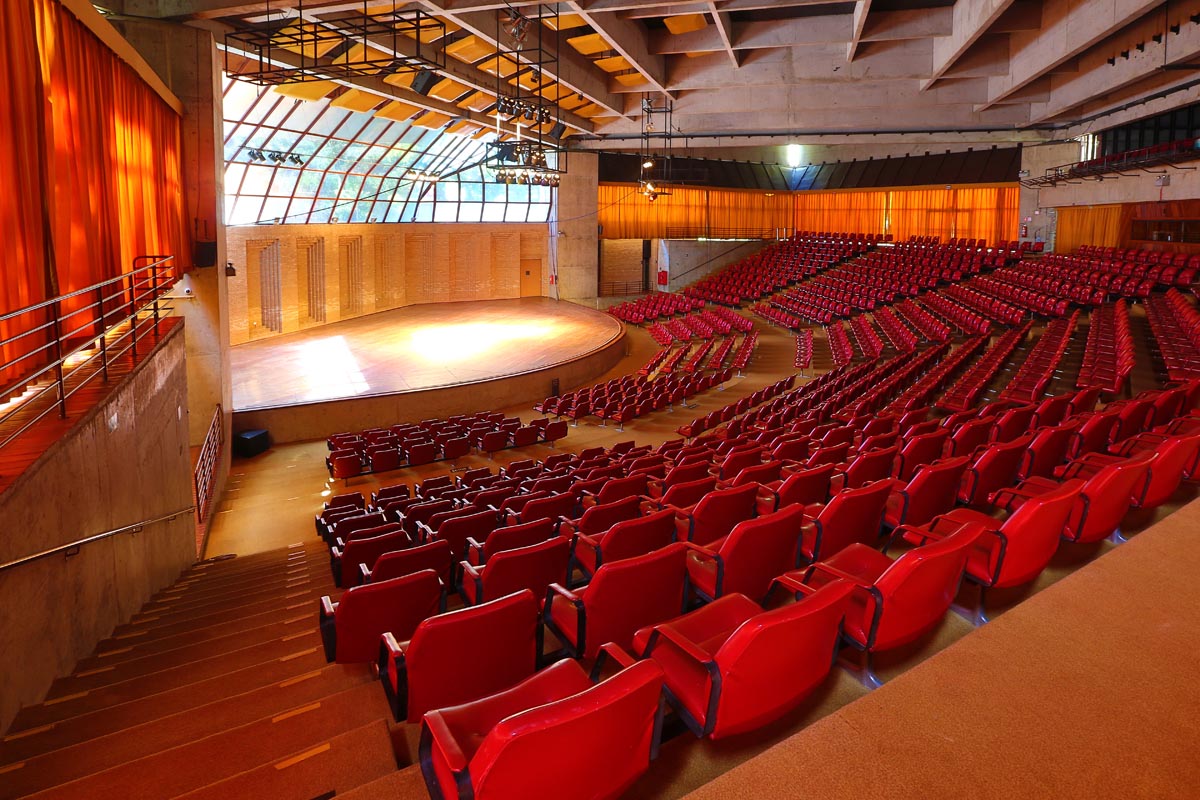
xmin=642 ymin=158 xmax=655 ymax=169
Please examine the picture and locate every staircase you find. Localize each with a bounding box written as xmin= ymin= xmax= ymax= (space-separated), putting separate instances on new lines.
xmin=0 ymin=541 xmax=427 ymax=800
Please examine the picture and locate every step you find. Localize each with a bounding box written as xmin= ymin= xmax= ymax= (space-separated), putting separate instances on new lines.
xmin=46 ymin=630 xmax=323 ymax=699
xmin=84 ymin=598 xmax=323 ymax=660
xmin=333 ymin=766 xmax=428 ymax=800
xmin=4 ymin=682 xmax=388 ymax=800
xmin=75 ymin=610 xmax=312 ymax=672
xmin=107 ymin=587 xmax=336 ymax=643
xmin=168 ymin=550 xmax=330 ymax=591
xmin=0 ymin=663 xmax=371 ymax=767
xmin=149 ymin=559 xmax=331 ymax=606
xmin=134 ymin=572 xmax=334 ymax=623
xmin=171 ymin=720 xmax=398 ymax=800
xmin=6 ymin=644 xmax=329 ymax=734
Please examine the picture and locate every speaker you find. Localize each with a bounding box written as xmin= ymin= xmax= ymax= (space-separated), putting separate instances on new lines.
xmin=548 ymin=122 xmax=566 ymax=139
xmin=193 ymin=241 xmax=218 ymax=268
xmin=410 ymin=69 xmax=439 ymax=96
xmin=233 ymin=429 xmax=270 ymax=458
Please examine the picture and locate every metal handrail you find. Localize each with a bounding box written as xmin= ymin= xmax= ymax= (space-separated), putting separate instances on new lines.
xmin=0 ymin=256 xmax=177 ymax=451
xmin=0 ymin=506 xmax=196 ymax=575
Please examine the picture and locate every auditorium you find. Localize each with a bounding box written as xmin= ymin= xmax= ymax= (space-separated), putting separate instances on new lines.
xmin=3 ymin=0 xmax=1200 ymax=797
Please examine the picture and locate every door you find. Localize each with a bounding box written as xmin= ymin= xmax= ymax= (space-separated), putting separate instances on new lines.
xmin=520 ymin=258 xmax=542 ymax=297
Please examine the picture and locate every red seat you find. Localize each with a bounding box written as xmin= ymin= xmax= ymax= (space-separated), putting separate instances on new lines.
xmin=319 ymin=569 xmax=443 ymax=663
xmin=722 ymin=459 xmax=784 ymax=488
xmin=957 ymin=435 xmax=1030 ymax=506
xmin=420 ymin=658 xmax=665 ymax=800
xmin=361 ymin=539 xmax=453 ymax=586
xmin=461 ymin=536 xmax=571 ymax=606
xmin=380 ymin=589 xmax=539 ymax=723
xmin=882 ymin=456 xmax=970 ymax=528
xmin=947 ymin=416 xmax=994 ymax=457
xmin=466 ymin=517 xmax=558 ymax=566
xmin=1019 ymin=420 xmax=1081 ymax=480
xmin=779 ymin=521 xmax=984 ymax=686
xmin=647 ymin=460 xmax=711 ymax=499
xmin=835 ymin=445 xmax=899 ymax=491
xmin=636 ymin=581 xmax=854 ymax=739
xmin=571 ymin=507 xmax=678 ymax=579
xmin=560 ymin=495 xmax=644 ymax=539
xmin=545 ymin=542 xmax=689 ymax=661
xmin=543 ymin=419 xmax=569 ymax=443
xmin=580 ymin=473 xmax=651 ymax=508
xmin=894 ymin=429 xmax=951 ymax=481
xmin=1069 ymin=409 xmax=1121 ymax=459
xmin=1099 ymin=431 xmax=1200 ymax=509
xmin=420 ymin=507 xmax=499 ymax=566
xmin=671 ymin=483 xmax=759 ymax=546
xmin=684 ymin=505 xmax=806 ymax=602
xmin=330 ymin=527 xmax=412 ymax=588
xmin=905 ymin=479 xmax=1084 ymax=621
xmin=799 ymin=480 xmax=891 ymax=562
xmin=757 ymin=462 xmax=836 ymax=513
xmin=506 ymin=492 xmax=577 ymax=525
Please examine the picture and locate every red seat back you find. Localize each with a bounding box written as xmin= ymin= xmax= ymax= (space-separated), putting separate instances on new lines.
xmin=434 ymin=508 xmax=500 ymax=561
xmin=991 ymin=480 xmax=1083 ymax=588
xmin=572 ymin=495 xmax=644 ymax=536
xmin=806 ymin=480 xmax=890 ymax=561
xmin=948 ymin=416 xmax=994 ymax=457
xmin=710 ymin=580 xmax=854 ymax=738
xmin=578 ymin=542 xmax=689 ymax=659
xmin=1068 ymin=453 xmax=1155 ymax=543
xmin=714 ymin=504 xmax=806 ymax=601
xmin=518 ymin=492 xmax=577 ymax=523
xmin=339 ymin=529 xmax=412 ymax=587
xmin=728 ymin=460 xmax=784 ymax=488
xmin=470 ymin=537 xmax=571 ymax=604
xmin=368 ymin=539 xmax=452 ymax=586
xmin=595 ymin=473 xmax=651 ymax=505
xmin=1139 ymin=433 xmax=1200 ymax=508
xmin=897 ymin=429 xmax=951 ymax=480
xmin=959 ymin=436 xmax=1029 ymax=506
xmin=843 ymin=446 xmax=898 ymax=489
xmin=687 ymin=483 xmax=759 ymax=546
xmin=896 ymin=456 xmax=970 ymax=527
xmin=328 ymin=569 xmax=441 ymax=663
xmin=403 ymin=589 xmax=539 ymax=722
xmin=776 ymin=463 xmax=836 ymax=508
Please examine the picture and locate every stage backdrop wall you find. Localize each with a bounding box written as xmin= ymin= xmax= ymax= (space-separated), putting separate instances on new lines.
xmin=226 ymin=222 xmax=549 ymax=345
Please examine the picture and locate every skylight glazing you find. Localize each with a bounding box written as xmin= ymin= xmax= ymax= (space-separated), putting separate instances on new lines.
xmin=221 ymin=76 xmax=553 ymax=226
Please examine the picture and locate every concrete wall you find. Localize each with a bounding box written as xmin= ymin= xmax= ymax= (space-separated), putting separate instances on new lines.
xmin=1038 ymin=163 xmax=1200 ymax=209
xmin=0 ymin=326 xmax=195 ymax=734
xmin=1019 ymin=141 xmax=1081 ymax=251
xmin=554 ymin=152 xmax=601 ymax=302
xmin=225 ymin=222 xmax=549 ymax=346
xmin=656 ymin=239 xmax=766 ymax=292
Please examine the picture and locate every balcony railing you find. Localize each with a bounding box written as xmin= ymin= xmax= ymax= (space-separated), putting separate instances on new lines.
xmin=0 ymin=257 xmax=179 ymax=452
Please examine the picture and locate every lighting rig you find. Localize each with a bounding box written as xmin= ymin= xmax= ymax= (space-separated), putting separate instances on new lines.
xmin=639 ymin=95 xmax=675 ymax=201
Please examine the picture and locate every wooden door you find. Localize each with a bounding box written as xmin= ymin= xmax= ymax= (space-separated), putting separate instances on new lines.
xmin=520 ymin=258 xmax=542 ymax=297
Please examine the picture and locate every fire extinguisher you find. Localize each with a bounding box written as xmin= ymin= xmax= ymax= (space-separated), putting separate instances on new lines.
xmin=1020 ymin=223 xmax=1029 ymax=238
xmin=657 ymin=270 xmax=669 ymax=286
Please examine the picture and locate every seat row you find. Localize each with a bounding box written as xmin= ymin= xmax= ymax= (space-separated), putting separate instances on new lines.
xmin=1145 ymin=289 xmax=1200 ymax=382
xmin=826 ymin=323 xmax=854 ymax=366
xmin=936 ymin=323 xmax=1031 ymax=411
xmin=1078 ymin=300 xmax=1134 ymax=394
xmin=999 ymin=312 xmax=1079 ymax=403
xmin=607 ymin=292 xmax=705 ymax=324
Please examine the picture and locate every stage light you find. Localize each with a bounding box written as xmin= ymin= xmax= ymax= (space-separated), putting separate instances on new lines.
xmin=786 ymin=143 xmax=803 ymax=168
xmin=642 ymin=158 xmax=655 ymax=169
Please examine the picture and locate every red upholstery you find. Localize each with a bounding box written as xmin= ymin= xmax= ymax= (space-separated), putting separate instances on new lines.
xmin=837 ymin=445 xmax=899 ymax=490
xmin=1070 ymin=409 xmax=1121 ymax=458
xmin=947 ymin=416 xmax=994 ymax=457
xmin=546 ymin=542 xmax=689 ymax=660
xmin=581 ymin=473 xmax=651 ymax=508
xmin=895 ymin=429 xmax=951 ymax=480
xmin=724 ymin=459 xmax=784 ymax=488
xmin=319 ymin=569 xmax=442 ymax=663
xmin=990 ymin=404 xmax=1036 ymax=444
xmin=1020 ymin=420 xmax=1081 ymax=480
xmin=685 ymin=504 xmax=806 ymax=602
xmin=509 ymin=492 xmax=577 ymax=525
xmin=799 ymin=480 xmax=891 ymax=562
xmin=561 ymin=496 xmax=643 ymax=538
xmin=461 ymin=536 xmax=571 ymax=606
xmin=883 ymin=456 xmax=970 ymax=528
xmin=915 ymin=479 xmax=1083 ymax=589
xmin=648 ymin=460 xmax=711 ymax=499
xmin=758 ymin=462 xmax=836 ymax=513
xmin=958 ymin=436 xmax=1030 ymax=506
xmin=713 ymin=447 xmax=765 ymax=481
xmin=652 ymin=476 xmax=717 ymax=511
xmin=424 ymin=508 xmax=500 ymax=563
xmin=572 ymin=507 xmax=677 ymax=578
xmin=331 ymin=528 xmax=412 ymax=588
xmin=467 ymin=517 xmax=557 ymax=566
xmin=671 ymin=483 xmax=759 ymax=546
xmin=420 ymin=658 xmax=664 ymax=800
xmin=401 ymin=499 xmax=455 ymax=537
xmin=362 ymin=539 xmax=452 ymax=586
xmin=637 ymin=582 xmax=853 ymax=739
xmin=380 ymin=589 xmax=539 ymax=723
xmin=1104 ymin=431 xmax=1200 ymax=507
xmin=789 ymin=521 xmax=983 ymax=652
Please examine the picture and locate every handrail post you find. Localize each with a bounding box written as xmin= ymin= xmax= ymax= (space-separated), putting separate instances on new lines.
xmin=96 ymin=285 xmax=109 ymax=382
xmin=151 ymin=263 xmax=160 ymax=333
xmin=50 ymin=300 xmax=67 ymax=418
xmin=129 ymin=271 xmax=138 ymax=361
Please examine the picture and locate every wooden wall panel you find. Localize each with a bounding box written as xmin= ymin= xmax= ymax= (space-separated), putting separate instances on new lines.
xmin=226 ymin=223 xmax=552 ymax=345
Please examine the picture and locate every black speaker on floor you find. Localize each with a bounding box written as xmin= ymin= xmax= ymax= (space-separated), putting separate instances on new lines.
xmin=233 ymin=429 xmax=270 ymax=458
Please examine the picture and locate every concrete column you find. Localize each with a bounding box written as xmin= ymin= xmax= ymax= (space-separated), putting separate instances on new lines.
xmin=114 ymin=20 xmax=232 ymax=514
xmin=552 ymin=151 xmax=600 ymax=302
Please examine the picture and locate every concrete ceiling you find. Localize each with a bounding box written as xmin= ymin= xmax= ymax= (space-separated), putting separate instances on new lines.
xmin=108 ymin=0 xmax=1200 ymax=153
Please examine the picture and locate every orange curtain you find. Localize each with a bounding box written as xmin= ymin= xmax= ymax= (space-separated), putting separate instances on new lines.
xmin=599 ymin=182 xmax=1019 ymax=244
xmin=1054 ymin=204 xmax=1130 ymax=253
xmin=36 ymin=0 xmax=186 ymax=337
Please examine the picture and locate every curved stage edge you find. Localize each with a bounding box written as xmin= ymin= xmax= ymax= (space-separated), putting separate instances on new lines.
xmin=231 ymin=304 xmax=626 ymax=444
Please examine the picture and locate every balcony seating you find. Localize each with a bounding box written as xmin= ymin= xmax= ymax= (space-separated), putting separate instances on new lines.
xmin=882 ymin=456 xmax=970 ymax=529
xmin=634 ymin=582 xmax=854 ymax=739
xmin=776 ymin=521 xmax=985 ymax=687
xmin=361 ymin=539 xmax=453 ymax=586
xmin=798 ymin=480 xmax=891 ymax=563
xmin=466 ymin=517 xmax=558 ymax=566
xmin=419 ymin=658 xmax=665 ymax=800
xmin=319 ymin=569 xmax=443 ymax=663
xmin=545 ymin=542 xmax=689 ymax=661
xmin=684 ymin=504 xmax=807 ymax=603
xmin=461 ymin=537 xmax=572 ymax=607
xmin=380 ymin=589 xmax=540 ymax=723
xmin=670 ymin=483 xmax=759 ymax=546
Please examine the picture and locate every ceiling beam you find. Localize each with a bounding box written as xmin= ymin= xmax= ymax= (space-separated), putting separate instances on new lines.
xmin=921 ymin=0 xmax=1016 ymax=90
xmin=565 ymin=1 xmax=674 ymax=97
xmin=847 ymin=0 xmax=871 ymax=62
xmin=651 ymin=15 xmax=852 ymax=53
xmin=707 ymin=2 xmax=740 ymax=69
xmin=978 ymin=0 xmax=1163 ymax=111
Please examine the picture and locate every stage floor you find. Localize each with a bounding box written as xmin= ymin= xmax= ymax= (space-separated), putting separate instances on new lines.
xmin=230 ymin=298 xmax=623 ymax=411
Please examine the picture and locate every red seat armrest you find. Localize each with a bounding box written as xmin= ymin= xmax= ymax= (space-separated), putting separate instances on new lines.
xmin=319 ymin=595 xmax=336 ymax=621
xmin=358 ymin=564 xmax=373 ymax=584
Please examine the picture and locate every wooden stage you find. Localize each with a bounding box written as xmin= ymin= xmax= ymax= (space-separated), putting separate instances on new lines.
xmin=229 ymin=298 xmax=626 ymax=443
xmin=231 ymin=298 xmax=623 ymax=411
